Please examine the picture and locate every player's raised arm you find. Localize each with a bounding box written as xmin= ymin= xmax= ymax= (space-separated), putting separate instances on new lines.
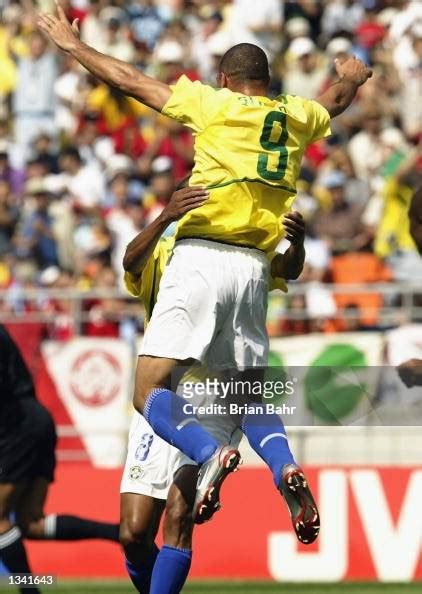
xmin=315 ymin=57 xmax=372 ymax=118
xmin=123 ymin=186 xmax=209 ymax=275
xmin=38 ymin=1 xmax=171 ymax=112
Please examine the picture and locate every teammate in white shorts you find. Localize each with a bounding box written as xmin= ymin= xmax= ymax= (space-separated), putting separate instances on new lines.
xmin=119 ymin=183 xmax=308 ymax=592
xmin=120 ymin=184 xmax=243 ymax=592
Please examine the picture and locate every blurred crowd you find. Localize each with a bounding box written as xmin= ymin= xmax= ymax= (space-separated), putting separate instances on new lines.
xmin=0 ymin=0 xmax=421 ymax=340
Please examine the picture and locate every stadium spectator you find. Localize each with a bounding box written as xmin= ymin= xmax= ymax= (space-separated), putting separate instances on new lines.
xmin=283 ymin=36 xmax=327 ymax=98
xmin=326 ymin=36 xmax=353 ymax=63
xmin=105 ymin=168 xmax=146 ymax=276
xmin=12 ymin=31 xmax=58 ymax=164
xmin=80 ymin=0 xmax=108 ymax=52
xmin=126 ymin=0 xmax=169 ymax=50
xmin=54 ymin=54 xmax=86 ymax=136
xmin=101 ymin=12 xmax=136 ymax=62
xmin=311 ymin=171 xmax=370 ymax=254
xmin=228 ymin=0 xmax=283 ymax=57
xmin=392 ymin=21 xmax=422 ymax=140
xmin=347 ymin=106 xmax=386 ymax=182
xmin=0 ymin=179 xmax=18 ymax=257
xmin=0 ymin=3 xmax=27 ymax=106
xmin=354 ymin=2 xmax=387 ymax=60
xmin=278 ymin=294 xmax=313 ymax=337
xmin=84 ymin=265 xmax=121 ymax=336
xmin=41 ymin=267 xmax=76 ymax=341
xmin=15 ymin=179 xmax=59 ymax=269
xmin=284 ymin=17 xmax=311 ymax=43
xmin=320 ymin=0 xmax=364 ymax=39
xmin=143 ymin=157 xmax=176 ymax=226
xmin=55 ymin=145 xmax=106 ymax=212
xmin=374 ymin=147 xmax=422 ymax=282
xmin=191 ymin=7 xmax=224 ymax=83
xmin=0 ymin=140 xmax=25 ymax=195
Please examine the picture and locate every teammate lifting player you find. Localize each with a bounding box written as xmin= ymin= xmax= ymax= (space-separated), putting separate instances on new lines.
xmin=119 ymin=182 xmax=307 ymax=592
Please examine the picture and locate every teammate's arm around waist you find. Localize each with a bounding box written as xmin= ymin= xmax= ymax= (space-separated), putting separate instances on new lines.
xmin=123 ymin=186 xmax=209 ymax=276
xmin=271 ymin=212 xmax=306 ymax=281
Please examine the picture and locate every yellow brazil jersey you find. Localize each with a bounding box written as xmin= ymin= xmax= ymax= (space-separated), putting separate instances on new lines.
xmin=124 ymin=236 xmax=175 ymax=325
xmin=161 ymin=75 xmax=331 ymax=253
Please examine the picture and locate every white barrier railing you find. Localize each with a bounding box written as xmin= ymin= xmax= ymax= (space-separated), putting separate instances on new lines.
xmin=1 ymin=283 xmax=421 ymax=330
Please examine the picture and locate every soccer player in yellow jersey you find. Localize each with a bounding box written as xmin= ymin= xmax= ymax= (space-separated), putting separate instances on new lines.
xmin=39 ymin=3 xmax=372 ymax=573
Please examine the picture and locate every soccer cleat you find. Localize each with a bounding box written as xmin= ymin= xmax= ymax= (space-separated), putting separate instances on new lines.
xmin=193 ymin=445 xmax=241 ymax=524
xmin=278 ymin=463 xmax=320 ymax=545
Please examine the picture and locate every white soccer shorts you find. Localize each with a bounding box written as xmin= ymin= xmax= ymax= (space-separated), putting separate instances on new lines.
xmin=120 ymin=405 xmax=242 ymax=499
xmin=139 ymin=238 xmax=270 ymax=369
xmin=120 ymin=411 xmax=178 ymax=499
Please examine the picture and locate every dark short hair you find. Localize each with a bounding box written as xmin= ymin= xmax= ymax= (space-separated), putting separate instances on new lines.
xmin=219 ymin=43 xmax=270 ymax=84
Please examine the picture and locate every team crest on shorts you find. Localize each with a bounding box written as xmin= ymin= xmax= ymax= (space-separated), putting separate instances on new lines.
xmin=129 ymin=465 xmax=144 ymax=480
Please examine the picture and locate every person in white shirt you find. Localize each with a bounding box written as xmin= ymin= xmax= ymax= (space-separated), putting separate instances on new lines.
xmin=228 ymin=0 xmax=283 ymax=58
xmin=283 ymin=37 xmax=327 ymax=99
xmin=48 ymin=146 xmax=106 ymax=211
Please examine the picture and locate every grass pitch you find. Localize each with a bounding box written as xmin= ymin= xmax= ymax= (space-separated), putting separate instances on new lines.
xmin=4 ymin=580 xmax=418 ymax=593
xmin=185 ymin=583 xmax=421 ymax=594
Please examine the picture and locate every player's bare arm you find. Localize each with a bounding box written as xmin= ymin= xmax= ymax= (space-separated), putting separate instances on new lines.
xmin=38 ymin=1 xmax=171 ymax=112
xmin=123 ymin=186 xmax=209 ymax=275
xmin=316 ymin=57 xmax=372 ymax=118
xmin=271 ymin=211 xmax=306 ymax=281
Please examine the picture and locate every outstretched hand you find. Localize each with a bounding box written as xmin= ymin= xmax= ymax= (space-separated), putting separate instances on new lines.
xmin=334 ymin=56 xmax=372 ymax=87
xmin=38 ymin=0 xmax=80 ymax=52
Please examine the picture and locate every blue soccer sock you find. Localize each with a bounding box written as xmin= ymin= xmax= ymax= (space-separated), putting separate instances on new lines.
xmin=144 ymin=388 xmax=218 ymax=465
xmin=242 ymin=402 xmax=295 ymax=486
xmin=125 ymin=544 xmax=159 ymax=593
xmin=150 ymin=545 xmax=192 ymax=594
